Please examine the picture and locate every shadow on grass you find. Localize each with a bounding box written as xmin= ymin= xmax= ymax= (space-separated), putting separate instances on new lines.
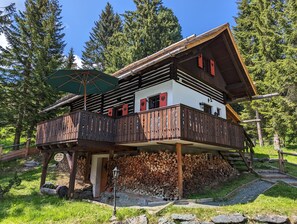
xmin=263 ymin=182 xmax=297 ymax=200
xmin=0 ymin=191 xmax=67 ymax=220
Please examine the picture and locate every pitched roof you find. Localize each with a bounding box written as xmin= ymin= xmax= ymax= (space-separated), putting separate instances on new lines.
xmin=42 ymin=23 xmax=256 ymax=112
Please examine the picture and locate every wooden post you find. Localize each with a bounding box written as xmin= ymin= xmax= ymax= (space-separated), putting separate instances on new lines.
xmin=25 ymin=138 xmax=31 ymax=157
xmin=255 ymin=110 xmax=264 ymax=147
xmin=278 ymin=150 xmax=285 ymax=172
xmin=83 ymin=152 xmax=91 ymax=183
xmin=176 ymin=143 xmax=183 ymax=199
xmin=66 ymin=152 xmax=73 ymax=170
xmin=40 ymin=152 xmax=53 ymax=188
xmin=68 ymin=151 xmax=78 ymax=199
xmin=109 ymin=149 xmax=114 ymax=160
xmin=249 ymin=147 xmax=254 ymax=171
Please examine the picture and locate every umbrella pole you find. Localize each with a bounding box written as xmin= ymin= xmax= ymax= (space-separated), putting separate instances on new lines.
xmin=83 ymin=80 xmax=87 ymax=111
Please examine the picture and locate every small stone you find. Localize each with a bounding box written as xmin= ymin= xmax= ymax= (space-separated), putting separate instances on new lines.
xmin=124 ymin=215 xmax=148 ymax=224
xmin=171 ymin=213 xmax=196 ymax=221
xmin=253 ymin=215 xmax=289 ymax=224
xmin=291 ymin=216 xmax=297 ymax=224
xmin=24 ymin=160 xmax=39 ymax=167
xmin=181 ymin=221 xmax=200 ymax=224
xmin=158 ymin=217 xmax=175 ymax=224
xmin=211 ymin=214 xmax=247 ymax=224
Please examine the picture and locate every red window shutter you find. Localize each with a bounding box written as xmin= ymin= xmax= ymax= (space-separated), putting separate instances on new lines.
xmin=122 ymin=104 xmax=128 ymax=116
xmin=159 ymin=92 xmax=168 ymax=107
xmin=210 ymin=59 xmax=215 ymax=76
xmin=140 ymin=98 xmax=147 ymax=111
xmin=107 ymin=108 xmax=113 ymax=117
xmin=198 ymin=53 xmax=203 ymax=69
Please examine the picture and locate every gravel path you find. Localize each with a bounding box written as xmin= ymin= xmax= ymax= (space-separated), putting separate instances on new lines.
xmin=200 ymin=180 xmax=273 ymax=206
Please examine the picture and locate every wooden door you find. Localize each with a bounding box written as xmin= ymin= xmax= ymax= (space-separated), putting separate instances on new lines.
xmin=100 ymin=158 xmax=108 ymax=193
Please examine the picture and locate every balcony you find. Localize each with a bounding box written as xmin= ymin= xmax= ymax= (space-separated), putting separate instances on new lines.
xmin=36 ymin=104 xmax=245 ymax=150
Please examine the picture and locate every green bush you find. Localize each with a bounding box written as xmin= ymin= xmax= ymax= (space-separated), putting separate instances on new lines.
xmin=0 ymin=172 xmax=21 ymax=199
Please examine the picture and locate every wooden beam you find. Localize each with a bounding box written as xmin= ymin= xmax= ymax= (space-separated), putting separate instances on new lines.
xmin=225 ymin=82 xmax=245 ymax=91
xmin=256 ymin=110 xmax=264 ymax=147
xmin=228 ymin=93 xmax=280 ymax=104
xmin=83 ymin=152 xmax=92 ymax=183
xmin=109 ymin=149 xmax=114 ymax=160
xmin=66 ymin=152 xmax=73 ymax=170
xmin=222 ymin=33 xmax=250 ymax=97
xmin=68 ymin=151 xmax=78 ymax=199
xmin=40 ymin=152 xmax=53 ymax=188
xmin=241 ymin=119 xmax=261 ymax=123
xmin=176 ymin=143 xmax=183 ymax=199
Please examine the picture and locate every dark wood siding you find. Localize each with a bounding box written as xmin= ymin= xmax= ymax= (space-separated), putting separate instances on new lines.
xmin=71 ymin=63 xmax=172 ymax=114
xmin=176 ymin=69 xmax=224 ymax=104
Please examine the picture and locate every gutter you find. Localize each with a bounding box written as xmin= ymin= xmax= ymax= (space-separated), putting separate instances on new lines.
xmin=40 ymin=95 xmax=82 ymax=113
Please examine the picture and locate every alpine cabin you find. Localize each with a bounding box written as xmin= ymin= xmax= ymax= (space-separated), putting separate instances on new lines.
xmin=36 ymin=24 xmax=256 ymax=199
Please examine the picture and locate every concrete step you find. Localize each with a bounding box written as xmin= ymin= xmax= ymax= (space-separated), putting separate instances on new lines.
xmin=258 ymin=173 xmax=288 ymax=179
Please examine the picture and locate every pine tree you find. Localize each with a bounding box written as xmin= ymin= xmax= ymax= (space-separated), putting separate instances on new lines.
xmin=81 ymin=2 xmax=122 ymax=70
xmin=0 ymin=3 xmax=15 ymax=33
xmin=233 ymin=0 xmax=297 ymax=145
xmin=104 ymin=0 xmax=182 ymax=73
xmin=0 ymin=0 xmax=65 ymax=149
xmin=64 ymin=47 xmax=76 ymax=69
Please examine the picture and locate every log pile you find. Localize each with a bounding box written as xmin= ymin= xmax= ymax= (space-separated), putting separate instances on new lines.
xmin=107 ymin=151 xmax=238 ymax=198
xmin=58 ymin=154 xmax=87 ymax=179
xmin=107 ymin=151 xmax=179 ymax=198
xmin=183 ymin=154 xmax=238 ymax=196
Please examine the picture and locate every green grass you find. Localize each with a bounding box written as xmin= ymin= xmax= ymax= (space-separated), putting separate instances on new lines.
xmin=160 ymin=183 xmax=297 ymax=221
xmin=253 ymin=144 xmax=297 ymax=177
xmin=1 ymin=147 xmax=297 ymax=223
xmin=0 ymin=158 xmax=144 ymax=224
xmin=187 ymin=173 xmax=257 ymax=200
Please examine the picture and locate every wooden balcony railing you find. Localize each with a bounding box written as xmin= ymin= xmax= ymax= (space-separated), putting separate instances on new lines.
xmin=36 ymin=111 xmax=115 ymax=146
xmin=115 ymin=104 xmax=245 ymax=149
xmin=36 ymin=104 xmax=245 ymax=149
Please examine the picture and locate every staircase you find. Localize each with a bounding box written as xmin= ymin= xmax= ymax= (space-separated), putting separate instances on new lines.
xmin=220 ymin=131 xmax=255 ymax=172
xmin=220 ymin=150 xmax=252 ymax=172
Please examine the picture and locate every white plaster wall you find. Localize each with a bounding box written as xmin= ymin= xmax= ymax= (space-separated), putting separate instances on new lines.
xmin=134 ymin=80 xmax=226 ymax=119
xmin=172 ymin=81 xmax=226 ymax=119
xmin=134 ymin=80 xmax=174 ymax=113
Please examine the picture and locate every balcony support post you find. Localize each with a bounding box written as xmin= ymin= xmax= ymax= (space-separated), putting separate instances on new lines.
xmin=83 ymin=152 xmax=92 ymax=183
xmin=176 ymin=143 xmax=183 ymax=199
xmin=68 ymin=151 xmax=78 ymax=199
xmin=40 ymin=152 xmax=53 ymax=189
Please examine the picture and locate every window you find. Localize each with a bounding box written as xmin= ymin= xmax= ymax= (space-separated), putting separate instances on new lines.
xmin=214 ymin=108 xmax=221 ymax=117
xmin=148 ymin=95 xmax=160 ymax=109
xmin=203 ymin=58 xmax=211 ymax=74
xmin=203 ymin=104 xmax=212 ymax=114
xmin=114 ymin=106 xmax=123 ymax=117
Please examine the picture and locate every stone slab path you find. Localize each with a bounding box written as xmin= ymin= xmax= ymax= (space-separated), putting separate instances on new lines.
xmin=256 ymin=169 xmax=297 ymax=187
xmin=175 ymin=169 xmax=297 ymax=208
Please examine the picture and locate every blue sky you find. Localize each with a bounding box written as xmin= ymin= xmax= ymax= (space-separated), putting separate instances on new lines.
xmin=1 ymin=0 xmax=239 ymax=63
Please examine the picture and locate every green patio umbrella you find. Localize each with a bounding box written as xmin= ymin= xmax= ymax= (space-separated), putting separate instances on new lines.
xmin=47 ymin=69 xmax=118 ymax=110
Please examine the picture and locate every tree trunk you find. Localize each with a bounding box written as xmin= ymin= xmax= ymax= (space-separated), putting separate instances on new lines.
xmin=13 ymin=112 xmax=24 ymax=150
xmin=274 ymin=132 xmax=281 ymax=150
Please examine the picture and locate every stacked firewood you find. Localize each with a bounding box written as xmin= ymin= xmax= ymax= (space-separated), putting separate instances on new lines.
xmin=58 ymin=154 xmax=87 ymax=179
xmin=107 ymin=151 xmax=237 ymax=198
xmin=107 ymin=151 xmax=179 ymax=198
xmin=183 ymin=154 xmax=238 ymax=196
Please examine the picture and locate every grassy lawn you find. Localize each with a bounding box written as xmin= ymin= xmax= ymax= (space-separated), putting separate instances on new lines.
xmin=160 ymin=182 xmax=297 ymax=222
xmin=0 ymin=159 xmax=144 ymax=224
xmin=253 ymin=144 xmax=297 ymax=177
xmin=1 ymin=146 xmax=297 ymax=223
xmin=187 ymin=173 xmax=257 ymax=200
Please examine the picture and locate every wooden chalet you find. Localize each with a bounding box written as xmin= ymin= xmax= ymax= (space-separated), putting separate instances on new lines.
xmin=37 ymin=23 xmax=256 ymax=199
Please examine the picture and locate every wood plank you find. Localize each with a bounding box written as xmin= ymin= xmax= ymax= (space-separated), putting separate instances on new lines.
xmin=68 ymin=151 xmax=78 ymax=199
xmin=176 ymin=143 xmax=183 ymax=199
